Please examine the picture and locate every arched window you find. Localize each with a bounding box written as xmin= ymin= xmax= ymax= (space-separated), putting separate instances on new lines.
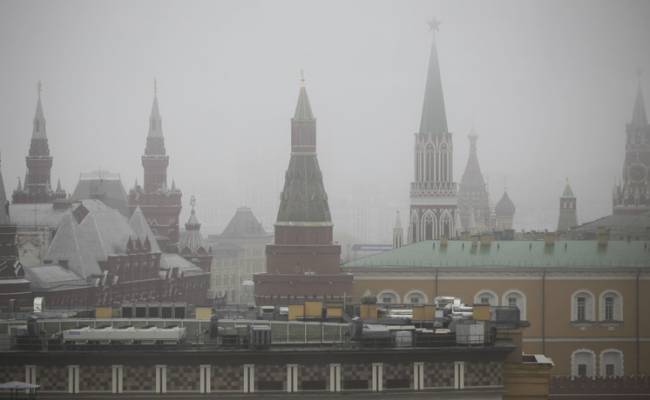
xmin=571 ymin=290 xmax=595 ymax=322
xmin=572 ymin=349 xmax=596 ymax=378
xmin=410 ymin=211 xmax=419 ymax=243
xmin=377 ymin=290 xmax=400 ymax=305
xmin=600 ymin=349 xmax=624 ymax=377
xmin=474 ymin=290 xmax=498 ymax=306
xmin=502 ymin=290 xmax=527 ymax=320
xmin=425 ymin=144 xmax=434 ymax=181
xmin=404 ymin=290 xmax=428 ymax=305
xmin=599 ymin=290 xmax=623 ymax=322
xmin=440 ymin=144 xmax=448 ymax=182
xmin=422 ymin=211 xmax=435 ymax=241
xmin=440 ymin=211 xmax=452 ymax=240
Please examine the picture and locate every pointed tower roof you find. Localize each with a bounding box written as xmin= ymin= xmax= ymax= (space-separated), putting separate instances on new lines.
xmin=222 ymin=206 xmax=267 ymax=237
xmin=0 ymin=154 xmax=10 ymax=224
xmin=561 ymin=179 xmax=575 ymax=198
xmin=148 ymin=80 xmax=163 ymax=138
xmin=495 ymin=191 xmax=516 ymax=217
xmin=32 ymin=81 xmax=47 ymax=140
xmin=632 ymin=81 xmax=647 ymax=126
xmin=128 ymin=206 xmax=161 ymax=253
xmin=419 ymin=19 xmax=448 ymax=135
xmin=179 ymin=195 xmax=205 ymax=254
xmin=460 ymin=131 xmax=486 ymax=190
xmin=294 ymin=78 xmax=314 ymax=120
xmin=277 ymin=81 xmax=332 ymax=224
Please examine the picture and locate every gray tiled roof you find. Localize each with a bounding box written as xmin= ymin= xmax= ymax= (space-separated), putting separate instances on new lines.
xmin=129 ymin=207 xmax=161 ymax=253
xmin=45 ymin=200 xmax=136 ymax=279
xmin=70 ymin=171 xmax=129 ymax=216
xmin=276 ymin=154 xmax=332 ymax=224
xmin=160 ymin=253 xmax=204 ymax=277
xmin=25 ymin=264 xmax=89 ymax=292
xmin=221 ymin=207 xmax=267 ymax=237
xmin=573 ymin=212 xmax=650 ymax=238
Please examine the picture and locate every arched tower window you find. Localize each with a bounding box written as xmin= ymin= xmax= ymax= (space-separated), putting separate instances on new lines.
xmin=422 ymin=211 xmax=435 ymax=241
xmin=474 ymin=290 xmax=498 ymax=306
xmin=502 ymin=290 xmax=527 ymax=320
xmin=377 ymin=290 xmax=400 ymax=305
xmin=404 ymin=290 xmax=428 ymax=305
xmin=440 ymin=143 xmax=448 ymax=182
xmin=425 ymin=144 xmax=434 ymax=181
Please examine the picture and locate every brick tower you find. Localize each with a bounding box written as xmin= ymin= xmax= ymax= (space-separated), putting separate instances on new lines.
xmin=254 ymin=78 xmax=352 ymax=306
xmin=128 ymin=82 xmax=182 ymax=252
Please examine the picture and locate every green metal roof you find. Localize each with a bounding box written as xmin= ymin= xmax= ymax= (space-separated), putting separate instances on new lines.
xmin=342 ymin=240 xmax=650 ymax=269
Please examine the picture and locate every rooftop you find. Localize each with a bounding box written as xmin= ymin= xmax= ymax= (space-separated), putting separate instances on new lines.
xmin=342 ymin=239 xmax=650 ymax=269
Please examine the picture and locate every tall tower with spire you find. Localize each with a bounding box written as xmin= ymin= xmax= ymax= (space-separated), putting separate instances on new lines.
xmin=128 ymin=82 xmax=182 ymax=252
xmin=557 ymin=179 xmax=578 ymax=232
xmin=458 ymin=130 xmax=491 ymax=233
xmin=254 ymin=77 xmax=352 ymax=306
xmin=12 ymin=82 xmax=66 ymax=204
xmin=408 ymin=20 xmax=458 ymax=243
xmin=613 ymin=76 xmax=650 ymax=214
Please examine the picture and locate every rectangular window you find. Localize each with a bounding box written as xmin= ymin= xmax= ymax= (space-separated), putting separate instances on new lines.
xmin=382 ymin=296 xmax=392 ymax=304
xmin=605 ymin=297 xmax=614 ymax=321
xmin=155 ymin=365 xmax=167 ymax=393
xmin=68 ymin=365 xmax=80 ymax=394
xmin=577 ymin=364 xmax=587 ymax=378
xmin=605 ymin=364 xmax=615 ymax=377
xmin=411 ymin=296 xmax=420 ymax=304
xmin=508 ymin=297 xmax=517 ymax=308
xmin=200 ymin=365 xmax=211 ymax=393
xmin=577 ymin=297 xmax=586 ymax=321
xmin=480 ymin=297 xmax=490 ymax=305
xmin=112 ymin=365 xmax=123 ymax=394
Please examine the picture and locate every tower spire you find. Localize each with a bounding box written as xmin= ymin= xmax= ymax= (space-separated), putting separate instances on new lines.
xmin=33 ymin=80 xmax=47 ymax=140
xmin=148 ymin=79 xmax=163 ymax=139
xmin=419 ymin=18 xmax=448 ymax=135
xmin=632 ymin=70 xmax=647 ymax=126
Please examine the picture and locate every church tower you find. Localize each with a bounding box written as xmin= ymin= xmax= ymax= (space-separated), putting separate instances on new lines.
xmin=613 ymin=77 xmax=650 ymax=215
xmin=128 ymin=82 xmax=182 ymax=252
xmin=408 ymin=20 xmax=458 ymax=243
xmin=392 ymin=211 xmax=403 ymax=249
xmin=458 ymin=130 xmax=490 ymax=233
xmin=557 ymin=179 xmax=578 ymax=232
xmin=12 ymin=82 xmax=66 ymax=204
xmin=178 ymin=196 xmax=212 ymax=272
xmin=254 ymin=78 xmax=352 ymax=306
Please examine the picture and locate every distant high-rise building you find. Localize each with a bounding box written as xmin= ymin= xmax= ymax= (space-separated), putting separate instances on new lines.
xmin=458 ymin=131 xmax=490 ymax=233
xmin=254 ymin=79 xmax=352 ymax=305
xmin=557 ymin=180 xmax=578 ymax=232
xmin=613 ymin=79 xmax=650 ymax=215
xmin=128 ymin=83 xmax=182 ymax=252
xmin=495 ymin=191 xmax=515 ymax=231
xmin=392 ymin=211 xmax=403 ymax=249
xmin=408 ymin=21 xmax=458 ymax=243
xmin=12 ymin=82 xmax=66 ymax=204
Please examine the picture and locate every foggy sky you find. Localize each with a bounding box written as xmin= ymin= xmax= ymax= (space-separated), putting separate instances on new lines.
xmin=1 ymin=0 xmax=649 ymax=242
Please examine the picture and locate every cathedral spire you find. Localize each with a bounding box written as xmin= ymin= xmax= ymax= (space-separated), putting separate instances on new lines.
xmin=294 ymin=72 xmax=314 ymax=121
xmin=291 ymin=75 xmax=317 ymax=154
xmin=0 ymin=153 xmax=9 ymax=224
xmin=32 ymin=81 xmax=47 ymax=140
xmin=148 ymin=79 xmax=163 ymax=139
xmin=419 ymin=18 xmax=448 ymax=135
xmin=632 ymin=78 xmax=647 ymax=127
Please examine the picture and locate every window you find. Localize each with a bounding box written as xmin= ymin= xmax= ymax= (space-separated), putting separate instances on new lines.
xmin=571 ymin=349 xmax=596 ymax=378
xmin=600 ymin=349 xmax=623 ymax=377
xmin=577 ymin=297 xmax=586 ymax=321
xmin=405 ymin=290 xmax=427 ymax=305
xmin=474 ymin=290 xmax=498 ymax=306
xmin=377 ymin=290 xmax=400 ymax=305
xmin=599 ymin=291 xmax=623 ymax=322
xmin=571 ymin=290 xmax=595 ymax=322
xmin=502 ymin=290 xmax=527 ymax=320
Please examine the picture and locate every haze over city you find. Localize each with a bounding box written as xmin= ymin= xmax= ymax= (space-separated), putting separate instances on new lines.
xmin=1 ymin=0 xmax=649 ymax=242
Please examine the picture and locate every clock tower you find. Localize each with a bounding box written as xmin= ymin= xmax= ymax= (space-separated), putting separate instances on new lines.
xmin=613 ymin=78 xmax=650 ymax=215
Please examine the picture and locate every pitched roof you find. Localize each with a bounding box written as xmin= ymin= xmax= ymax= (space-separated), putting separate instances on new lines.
xmin=148 ymin=94 xmax=164 ymax=138
xmin=25 ymin=264 xmax=90 ymax=292
xmin=221 ymin=207 xmax=267 ymax=237
xmin=573 ymin=212 xmax=650 ymax=238
xmin=129 ymin=207 xmax=161 ymax=253
xmin=419 ymin=28 xmax=448 ymax=135
xmin=70 ymin=170 xmax=129 ymax=216
xmin=159 ymin=253 xmax=205 ymax=277
xmin=45 ymin=200 xmax=135 ymax=279
xmin=561 ymin=182 xmax=575 ymax=198
xmin=342 ymin=239 xmax=650 ymax=269
xmin=9 ymin=203 xmax=67 ymax=228
xmin=495 ymin=191 xmax=515 ymax=216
